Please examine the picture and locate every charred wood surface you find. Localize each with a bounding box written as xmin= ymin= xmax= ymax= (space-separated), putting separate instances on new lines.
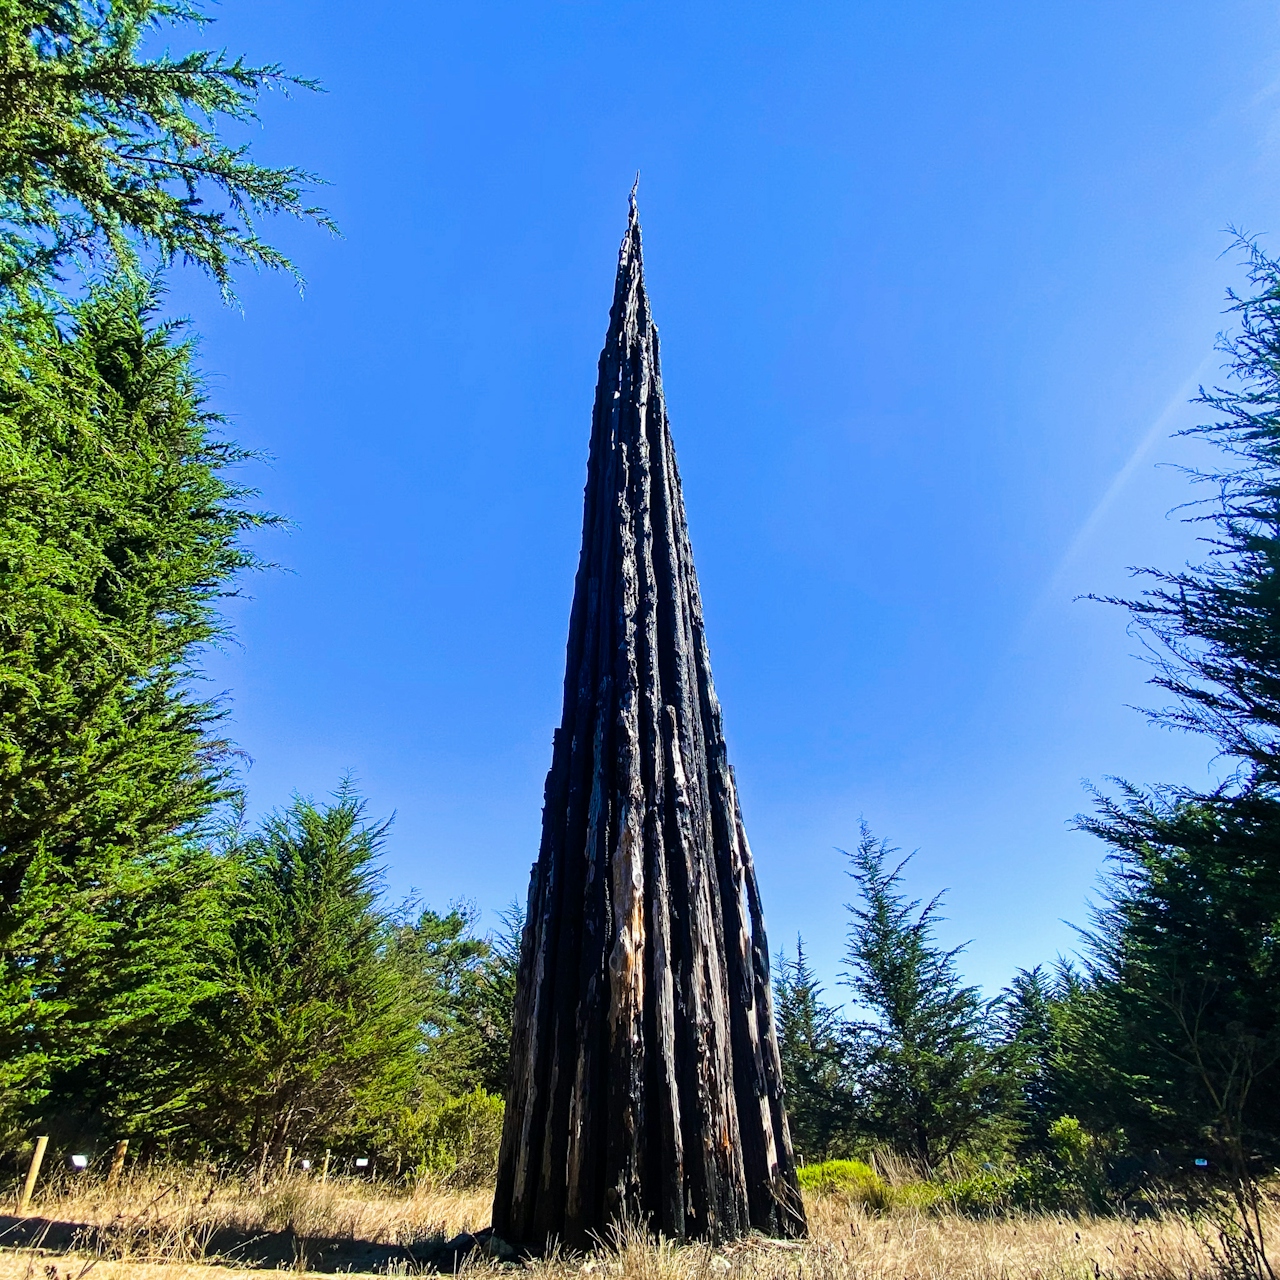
xmin=492 ymin=196 xmax=807 ymax=1250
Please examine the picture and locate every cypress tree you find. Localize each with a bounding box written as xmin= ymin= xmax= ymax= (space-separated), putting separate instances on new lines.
xmin=0 ymin=278 xmax=269 ymax=1130
xmin=1078 ymin=786 xmax=1280 ymax=1179
xmin=389 ymin=903 xmax=499 ymax=1103
xmin=183 ymin=788 xmax=421 ymax=1158
xmin=774 ymin=939 xmax=852 ymax=1161
xmin=993 ymin=964 xmax=1093 ymax=1155
xmin=1099 ymin=236 xmax=1280 ymax=781
xmin=0 ymin=0 xmax=328 ymax=1137
xmin=840 ymin=826 xmax=1005 ymax=1168
xmin=1079 ymin=240 xmax=1280 ymax=1252
xmin=0 ymin=0 xmax=331 ymax=294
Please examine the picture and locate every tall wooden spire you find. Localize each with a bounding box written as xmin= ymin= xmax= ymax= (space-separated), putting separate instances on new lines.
xmin=492 ymin=195 xmax=806 ymax=1250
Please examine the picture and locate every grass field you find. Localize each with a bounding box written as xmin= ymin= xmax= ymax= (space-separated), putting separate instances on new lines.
xmin=0 ymin=1168 xmax=1266 ymax=1279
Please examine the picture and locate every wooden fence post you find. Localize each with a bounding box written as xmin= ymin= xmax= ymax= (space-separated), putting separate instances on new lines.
xmin=17 ymin=1136 xmax=48 ymax=1214
xmin=321 ymin=1149 xmax=331 ymax=1184
xmin=106 ymin=1139 xmax=128 ymax=1189
xmin=283 ymin=1146 xmax=293 ymax=1176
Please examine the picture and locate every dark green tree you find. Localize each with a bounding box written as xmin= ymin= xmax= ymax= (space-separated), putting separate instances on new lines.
xmin=0 ymin=0 xmax=331 ymax=293
xmin=0 ymin=278 xmax=269 ymax=1132
xmin=389 ymin=902 xmax=494 ymax=1103
xmin=186 ymin=787 xmax=422 ymax=1158
xmin=29 ymin=838 xmax=234 ymax=1147
xmin=841 ymin=825 xmax=1006 ymax=1168
xmin=993 ymin=963 xmax=1094 ymax=1154
xmin=468 ymin=901 xmax=522 ymax=1096
xmin=1079 ymin=239 xmax=1280 ymax=1266
xmin=0 ymin=0 xmax=329 ymax=1143
xmin=1096 ymin=236 xmax=1280 ymax=782
xmin=389 ymin=899 xmax=522 ymax=1099
xmin=1079 ymin=786 xmax=1280 ymax=1178
xmin=773 ymin=937 xmax=852 ymax=1161
xmin=371 ymin=900 xmax=520 ymax=1177
xmin=1087 ymin=240 xmax=1280 ymax=1117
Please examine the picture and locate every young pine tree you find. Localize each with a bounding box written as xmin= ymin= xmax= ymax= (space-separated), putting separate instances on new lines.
xmin=773 ymin=938 xmax=852 ymax=1161
xmin=185 ymin=787 xmax=422 ymax=1158
xmin=841 ymin=825 xmax=1006 ymax=1168
xmin=994 ymin=964 xmax=1095 ymax=1155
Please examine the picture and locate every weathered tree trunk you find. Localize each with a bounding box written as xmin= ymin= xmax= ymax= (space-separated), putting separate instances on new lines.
xmin=492 ymin=195 xmax=807 ymax=1251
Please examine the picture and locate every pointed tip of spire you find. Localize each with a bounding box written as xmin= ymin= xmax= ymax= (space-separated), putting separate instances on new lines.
xmin=618 ymin=175 xmax=643 ymax=278
xmin=612 ymin=175 xmax=645 ymax=313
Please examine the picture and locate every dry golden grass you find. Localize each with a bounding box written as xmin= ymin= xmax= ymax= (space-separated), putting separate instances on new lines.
xmin=0 ymin=1166 xmax=490 ymax=1274
xmin=0 ymin=1170 xmax=1269 ymax=1278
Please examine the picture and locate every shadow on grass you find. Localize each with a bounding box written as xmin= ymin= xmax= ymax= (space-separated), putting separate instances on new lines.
xmin=0 ymin=1210 xmax=493 ymax=1272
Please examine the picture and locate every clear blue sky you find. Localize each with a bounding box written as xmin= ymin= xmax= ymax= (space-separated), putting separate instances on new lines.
xmin=170 ymin=0 xmax=1280 ymax=1000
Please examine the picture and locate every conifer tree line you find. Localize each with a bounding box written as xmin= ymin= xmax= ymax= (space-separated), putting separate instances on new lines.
xmin=4 ymin=0 xmax=1280 ymax=1220
xmin=0 ymin=0 xmax=515 ymax=1180
xmin=774 ymin=237 xmax=1280 ymax=1224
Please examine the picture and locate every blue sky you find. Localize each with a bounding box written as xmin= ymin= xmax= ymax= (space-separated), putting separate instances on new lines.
xmin=170 ymin=0 xmax=1280 ymax=998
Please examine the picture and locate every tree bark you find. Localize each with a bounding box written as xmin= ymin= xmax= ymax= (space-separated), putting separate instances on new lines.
xmin=492 ymin=194 xmax=807 ymax=1250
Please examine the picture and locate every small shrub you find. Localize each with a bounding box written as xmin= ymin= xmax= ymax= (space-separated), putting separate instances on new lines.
xmin=419 ymin=1089 xmax=504 ymax=1188
xmin=891 ymin=1179 xmax=945 ymax=1211
xmin=797 ymin=1159 xmax=892 ymax=1210
xmin=937 ymin=1168 xmax=1019 ymax=1215
xmin=1008 ymin=1117 xmax=1111 ymax=1214
xmin=927 ymin=1119 xmax=1113 ymax=1216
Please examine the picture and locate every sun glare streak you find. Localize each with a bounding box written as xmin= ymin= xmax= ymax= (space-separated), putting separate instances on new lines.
xmin=1020 ymin=349 xmax=1218 ymax=638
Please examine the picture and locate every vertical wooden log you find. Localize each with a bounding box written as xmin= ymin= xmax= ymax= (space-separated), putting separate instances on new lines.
xmin=106 ymin=1139 xmax=128 ymax=1190
xmin=492 ymin=192 xmax=806 ymax=1250
xmin=321 ymin=1149 xmax=331 ymax=1184
xmin=283 ymin=1146 xmax=293 ymax=1176
xmin=17 ymin=1136 xmax=47 ymax=1214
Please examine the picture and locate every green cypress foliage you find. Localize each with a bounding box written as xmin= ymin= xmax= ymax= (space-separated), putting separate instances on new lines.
xmin=0 ymin=277 xmax=269 ymax=1131
xmin=0 ymin=0 xmax=332 ymax=293
xmin=430 ymin=900 xmax=521 ymax=1098
xmin=0 ymin=0 xmax=338 ymax=1148
xmin=773 ymin=938 xmax=852 ymax=1162
xmin=1098 ymin=237 xmax=1280 ymax=781
xmin=1078 ymin=240 xmax=1280 ymax=1230
xmin=1087 ymin=243 xmax=1280 ymax=1041
xmin=841 ymin=826 xmax=1006 ymax=1168
xmin=471 ymin=903 xmax=522 ymax=1095
xmin=994 ymin=964 xmax=1094 ymax=1155
xmin=389 ymin=903 xmax=498 ymax=1105
xmin=1078 ymin=786 xmax=1280 ymax=1177
xmin=184 ymin=788 xmax=422 ymax=1158
xmin=373 ymin=901 xmax=520 ymax=1172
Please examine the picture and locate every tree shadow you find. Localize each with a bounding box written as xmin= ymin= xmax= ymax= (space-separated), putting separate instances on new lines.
xmin=0 ymin=1211 xmax=491 ymax=1272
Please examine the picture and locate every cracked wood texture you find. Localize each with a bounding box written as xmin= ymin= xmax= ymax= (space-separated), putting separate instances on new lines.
xmin=492 ymin=198 xmax=807 ymax=1250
